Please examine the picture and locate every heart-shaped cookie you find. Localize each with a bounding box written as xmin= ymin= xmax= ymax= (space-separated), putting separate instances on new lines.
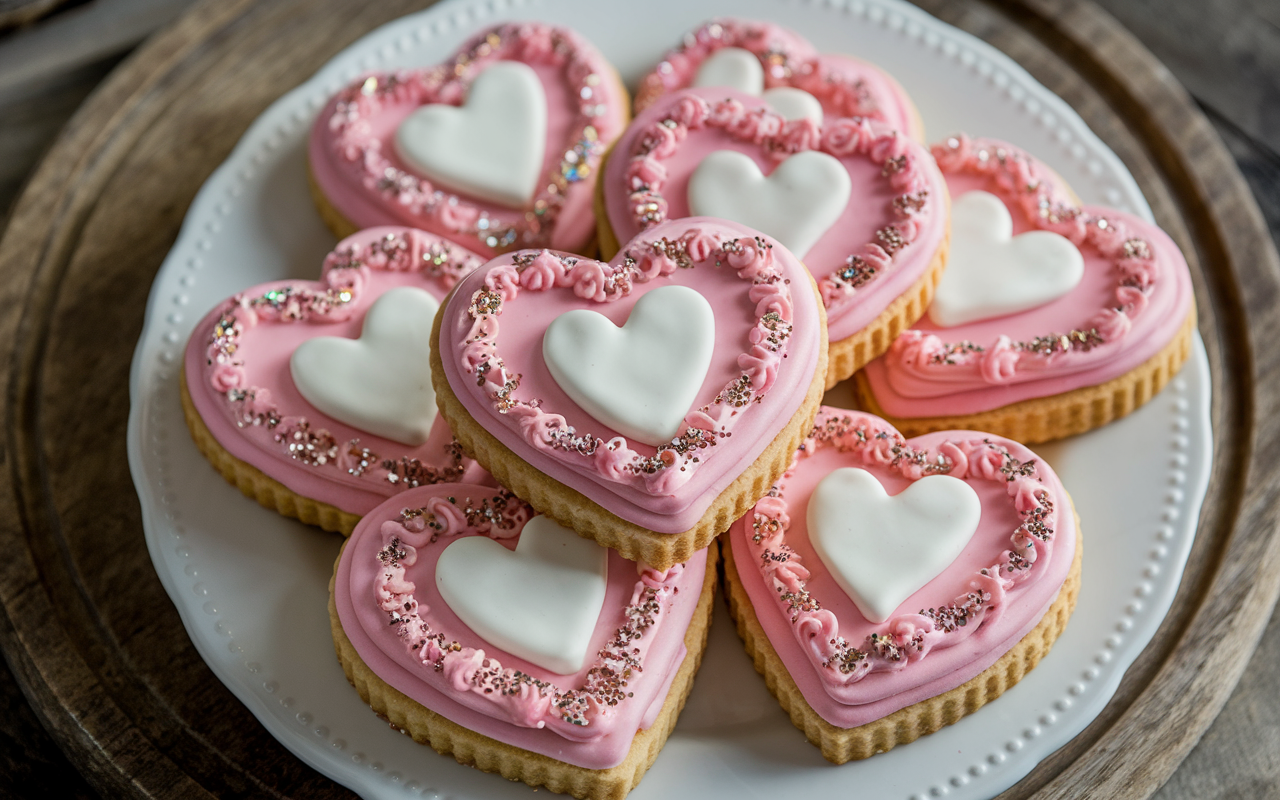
xmin=726 ymin=407 xmax=1080 ymax=747
xmin=332 ymin=482 xmax=714 ymax=786
xmin=808 ymin=468 xmax=981 ymax=623
xmin=431 ymin=218 xmax=829 ymax=569
xmin=309 ymin=22 xmax=629 ymax=257
xmin=858 ymin=135 xmax=1196 ymax=444
xmin=182 ymin=228 xmax=490 ymax=531
xmin=928 ymin=190 xmax=1084 ymax=327
xmin=291 ymin=287 xmax=440 ymax=446
xmin=635 ymin=18 xmax=922 ymax=141
xmin=600 ymin=88 xmax=948 ymax=387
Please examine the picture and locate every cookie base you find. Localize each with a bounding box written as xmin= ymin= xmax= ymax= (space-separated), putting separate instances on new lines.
xmin=308 ymin=163 xmax=360 ymax=241
xmin=722 ymin=511 xmax=1081 ymax=764
xmin=430 ymin=278 xmax=829 ymax=571
xmin=852 ymin=307 xmax=1197 ymax=444
xmin=179 ymin=369 xmax=361 ymax=535
xmin=825 ymin=226 xmax=949 ymax=388
xmin=328 ymin=540 xmax=719 ymax=800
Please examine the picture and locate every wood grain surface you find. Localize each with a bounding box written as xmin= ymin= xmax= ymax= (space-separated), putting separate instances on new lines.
xmin=0 ymin=1 xmax=1277 ymax=799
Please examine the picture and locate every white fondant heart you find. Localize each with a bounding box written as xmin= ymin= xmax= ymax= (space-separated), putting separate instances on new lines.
xmin=761 ymin=87 xmax=824 ymax=123
xmin=436 ymin=516 xmax=608 ymax=675
xmin=394 ymin=61 xmax=547 ymax=208
xmin=688 ymin=150 xmax=851 ymax=259
xmin=694 ymin=47 xmax=822 ymax=122
xmin=928 ymin=190 xmax=1085 ymax=327
xmin=289 ymin=287 xmax=439 ymax=446
xmin=694 ymin=47 xmax=765 ymax=94
xmin=542 ymin=285 xmax=714 ymax=447
xmin=808 ymin=468 xmax=982 ymax=623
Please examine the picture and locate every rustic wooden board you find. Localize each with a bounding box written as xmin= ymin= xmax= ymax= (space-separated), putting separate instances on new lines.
xmin=0 ymin=1 xmax=1276 ymax=798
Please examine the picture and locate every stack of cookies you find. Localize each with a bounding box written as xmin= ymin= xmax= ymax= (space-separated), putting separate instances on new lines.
xmin=180 ymin=17 xmax=1194 ymax=800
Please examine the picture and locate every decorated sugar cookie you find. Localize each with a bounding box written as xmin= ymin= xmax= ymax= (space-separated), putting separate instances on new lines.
xmin=598 ymin=88 xmax=948 ymax=386
xmin=634 ymin=19 xmax=923 ymax=140
xmin=724 ymin=407 xmax=1080 ymax=763
xmin=330 ymin=482 xmax=715 ymax=798
xmin=856 ymin=135 xmax=1196 ymax=443
xmin=430 ymin=218 xmax=829 ymax=569
xmin=308 ymin=22 xmax=629 ymax=257
xmin=181 ymin=227 xmax=490 ymax=534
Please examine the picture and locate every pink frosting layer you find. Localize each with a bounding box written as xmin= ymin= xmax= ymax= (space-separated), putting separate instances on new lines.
xmin=730 ymin=408 xmax=1077 ymax=728
xmin=602 ymin=88 xmax=948 ymax=344
xmin=308 ymin=22 xmax=628 ymax=257
xmin=862 ymin=136 xmax=1195 ymax=417
xmin=334 ymin=483 xmax=709 ymax=769
xmin=184 ymin=227 xmax=493 ymax=516
xmin=438 ymin=217 xmax=824 ymax=534
xmin=633 ymin=18 xmax=922 ymax=141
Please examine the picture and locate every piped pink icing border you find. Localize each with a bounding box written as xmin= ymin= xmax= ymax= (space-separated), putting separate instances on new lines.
xmin=313 ymin=22 xmax=626 ymax=255
xmin=336 ymin=483 xmax=710 ymax=769
xmin=633 ymin=18 xmax=921 ymax=140
xmin=188 ymin=228 xmax=484 ymax=513
xmin=622 ymin=90 xmax=936 ymax=326
xmin=459 ymin=225 xmax=797 ymax=497
xmin=883 ymin=135 xmax=1187 ymax=386
xmin=732 ymin=408 xmax=1076 ymax=727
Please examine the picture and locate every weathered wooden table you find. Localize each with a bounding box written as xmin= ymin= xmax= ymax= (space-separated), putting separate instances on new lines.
xmin=0 ymin=0 xmax=1277 ymax=797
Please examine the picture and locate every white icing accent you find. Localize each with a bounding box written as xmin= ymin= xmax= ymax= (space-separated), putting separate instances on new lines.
xmin=928 ymin=190 xmax=1085 ymax=327
xmin=761 ymin=87 xmax=824 ymax=122
xmin=435 ymin=516 xmax=608 ymax=675
xmin=688 ymin=150 xmax=850 ymax=259
xmin=693 ymin=47 xmax=822 ymax=122
xmin=693 ymin=47 xmax=764 ymax=95
xmin=289 ymin=287 xmax=439 ymax=446
xmin=394 ymin=61 xmax=547 ymax=208
xmin=807 ymin=468 xmax=982 ymax=624
xmin=542 ymin=285 xmax=714 ymax=447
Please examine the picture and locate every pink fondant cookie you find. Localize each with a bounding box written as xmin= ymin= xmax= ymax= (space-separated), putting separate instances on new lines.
xmin=856 ymin=135 xmax=1196 ymax=443
xmin=430 ymin=218 xmax=829 ymax=569
xmin=308 ymin=22 xmax=630 ymax=258
xmin=724 ymin=407 xmax=1081 ymax=762
xmin=330 ymin=482 xmax=715 ymax=798
xmin=181 ymin=227 xmax=491 ymax=534
xmin=634 ymin=18 xmax=923 ymax=141
xmin=597 ymin=88 xmax=949 ymax=387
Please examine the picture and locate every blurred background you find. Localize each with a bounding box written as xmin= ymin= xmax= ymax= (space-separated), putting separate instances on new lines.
xmin=0 ymin=0 xmax=1275 ymax=797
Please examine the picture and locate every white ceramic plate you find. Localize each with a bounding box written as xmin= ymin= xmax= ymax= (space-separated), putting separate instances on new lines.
xmin=126 ymin=1 xmax=1213 ymax=798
